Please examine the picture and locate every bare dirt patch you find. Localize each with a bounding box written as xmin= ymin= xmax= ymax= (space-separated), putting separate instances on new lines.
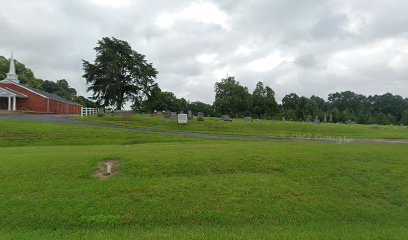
xmin=94 ymin=160 xmax=118 ymax=180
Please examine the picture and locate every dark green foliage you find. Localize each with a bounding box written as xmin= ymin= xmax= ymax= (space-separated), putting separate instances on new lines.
xmin=189 ymin=101 xmax=215 ymax=116
xmin=328 ymin=91 xmax=367 ymax=114
xmin=73 ymin=96 xmax=98 ymax=108
xmin=83 ymin=37 xmax=158 ymax=110
xmin=133 ymin=85 xmax=215 ymax=116
xmin=214 ymin=76 xmax=252 ymax=117
xmin=134 ymin=86 xmax=180 ymax=112
xmin=252 ymin=82 xmax=278 ymax=118
xmin=42 ymin=79 xmax=77 ymax=100
xmin=400 ymin=111 xmax=408 ymax=125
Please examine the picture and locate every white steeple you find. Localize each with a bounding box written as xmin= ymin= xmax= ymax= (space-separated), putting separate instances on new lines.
xmin=6 ymin=52 xmax=18 ymax=82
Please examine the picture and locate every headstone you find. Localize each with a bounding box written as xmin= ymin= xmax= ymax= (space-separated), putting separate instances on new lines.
xmin=244 ymin=117 xmax=252 ymax=122
xmin=112 ymin=109 xmax=123 ymax=115
xmin=221 ymin=115 xmax=232 ymax=121
xmin=178 ymin=114 xmax=188 ymax=125
xmin=371 ymin=124 xmax=380 ymax=129
xmin=197 ymin=112 xmax=204 ymax=121
xmin=329 ymin=114 xmax=333 ymax=122
xmin=122 ymin=111 xmax=132 ymax=120
xmin=106 ymin=162 xmax=112 ymax=175
xmin=164 ymin=110 xmax=171 ymax=118
xmin=282 ymin=117 xmax=286 ymax=122
xmin=170 ymin=112 xmax=177 ymax=119
xmin=313 ymin=118 xmax=321 ymax=124
xmin=187 ymin=110 xmax=193 ymax=120
xmin=324 ymin=114 xmax=327 ymax=122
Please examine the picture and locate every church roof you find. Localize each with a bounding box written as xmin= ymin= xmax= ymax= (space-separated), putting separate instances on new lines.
xmin=0 ymin=86 xmax=27 ymax=98
xmin=4 ymin=80 xmax=81 ymax=105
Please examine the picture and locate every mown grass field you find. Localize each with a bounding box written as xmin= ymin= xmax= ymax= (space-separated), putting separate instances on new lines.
xmin=1 ymin=119 xmax=407 ymax=239
xmin=76 ymin=114 xmax=408 ymax=139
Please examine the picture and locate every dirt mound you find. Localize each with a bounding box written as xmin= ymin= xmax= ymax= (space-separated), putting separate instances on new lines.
xmin=94 ymin=160 xmax=118 ymax=180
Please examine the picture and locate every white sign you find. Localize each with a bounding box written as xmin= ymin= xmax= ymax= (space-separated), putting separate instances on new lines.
xmin=178 ymin=114 xmax=188 ymax=124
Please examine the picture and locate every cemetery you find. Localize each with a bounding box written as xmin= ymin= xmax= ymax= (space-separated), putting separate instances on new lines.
xmin=1 ymin=118 xmax=408 ymax=239
xmin=1 ymin=2 xmax=408 ymax=238
xmin=77 ymin=113 xmax=408 ymax=140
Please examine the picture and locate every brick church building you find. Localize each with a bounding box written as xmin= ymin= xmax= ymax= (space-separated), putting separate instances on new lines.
xmin=0 ymin=54 xmax=81 ymax=114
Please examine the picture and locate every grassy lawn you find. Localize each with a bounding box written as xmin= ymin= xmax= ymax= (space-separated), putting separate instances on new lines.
xmin=0 ymin=119 xmax=199 ymax=147
xmin=1 ymin=120 xmax=407 ymax=239
xmin=76 ymin=114 xmax=408 ymax=139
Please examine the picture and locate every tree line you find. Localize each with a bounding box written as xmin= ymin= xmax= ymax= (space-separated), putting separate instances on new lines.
xmin=134 ymin=75 xmax=408 ymax=125
xmin=81 ymin=37 xmax=408 ymax=125
xmin=2 ymin=38 xmax=407 ymax=125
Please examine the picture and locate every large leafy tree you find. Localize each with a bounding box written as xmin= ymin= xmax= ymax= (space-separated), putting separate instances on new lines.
xmin=189 ymin=101 xmax=215 ymax=116
xmin=252 ymin=81 xmax=278 ymax=118
xmin=368 ymin=93 xmax=405 ymax=121
xmin=135 ymin=86 xmax=179 ymax=112
xmin=298 ymin=96 xmax=318 ymax=120
xmin=83 ymin=37 xmax=158 ymax=110
xmin=328 ymin=91 xmax=366 ymax=114
xmin=214 ymin=76 xmax=251 ymax=117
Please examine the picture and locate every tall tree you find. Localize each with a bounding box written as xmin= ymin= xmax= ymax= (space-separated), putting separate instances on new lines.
xmin=189 ymin=101 xmax=215 ymax=116
xmin=214 ymin=76 xmax=251 ymax=117
xmin=328 ymin=91 xmax=366 ymax=114
xmin=298 ymin=96 xmax=318 ymax=120
xmin=252 ymin=81 xmax=278 ymax=118
xmin=282 ymin=93 xmax=300 ymax=111
xmin=132 ymin=86 xmax=179 ymax=113
xmin=83 ymin=37 xmax=158 ymax=110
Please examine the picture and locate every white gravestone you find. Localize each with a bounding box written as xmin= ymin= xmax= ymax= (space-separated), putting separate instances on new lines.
xmin=178 ymin=114 xmax=188 ymax=125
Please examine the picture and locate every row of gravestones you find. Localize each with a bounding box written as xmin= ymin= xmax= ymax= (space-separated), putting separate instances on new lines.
xmin=221 ymin=115 xmax=252 ymax=122
xmin=164 ymin=110 xmax=205 ymax=121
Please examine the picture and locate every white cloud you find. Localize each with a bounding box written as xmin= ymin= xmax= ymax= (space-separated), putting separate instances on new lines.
xmin=196 ymin=53 xmax=218 ymax=64
xmin=91 ymin=0 xmax=130 ymax=8
xmin=234 ymin=45 xmax=256 ymax=57
xmin=1 ymin=0 xmax=408 ymax=105
xmin=245 ymin=51 xmax=294 ymax=72
xmin=156 ymin=1 xmax=230 ymax=30
xmin=213 ymin=65 xmax=234 ymax=80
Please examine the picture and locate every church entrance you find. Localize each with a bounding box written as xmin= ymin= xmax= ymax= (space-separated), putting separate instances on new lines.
xmin=0 ymin=97 xmax=8 ymax=110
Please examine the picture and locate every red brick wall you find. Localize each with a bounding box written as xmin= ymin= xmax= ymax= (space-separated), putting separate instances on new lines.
xmin=0 ymin=82 xmax=81 ymax=114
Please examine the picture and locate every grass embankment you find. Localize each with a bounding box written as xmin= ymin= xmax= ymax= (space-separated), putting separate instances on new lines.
xmin=0 ymin=120 xmax=407 ymax=239
xmin=76 ymin=114 xmax=408 ymax=139
xmin=0 ymin=119 xmax=198 ymax=147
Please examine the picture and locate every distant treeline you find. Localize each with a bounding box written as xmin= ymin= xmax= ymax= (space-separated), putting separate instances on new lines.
xmin=135 ymin=76 xmax=408 ymax=125
xmin=0 ymin=56 xmax=96 ymax=107
xmin=2 ymin=55 xmax=407 ymax=124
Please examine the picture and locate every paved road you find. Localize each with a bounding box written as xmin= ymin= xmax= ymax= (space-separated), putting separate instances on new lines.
xmin=1 ymin=114 xmax=408 ymax=144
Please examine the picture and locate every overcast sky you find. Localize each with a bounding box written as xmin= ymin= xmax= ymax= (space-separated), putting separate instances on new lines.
xmin=1 ymin=0 xmax=408 ymax=104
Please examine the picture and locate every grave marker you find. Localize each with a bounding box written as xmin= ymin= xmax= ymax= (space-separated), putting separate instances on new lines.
xmin=187 ymin=110 xmax=193 ymax=120
xmin=178 ymin=113 xmax=188 ymax=126
xmin=197 ymin=112 xmax=204 ymax=121
xmin=164 ymin=110 xmax=171 ymax=118
xmin=244 ymin=117 xmax=252 ymax=122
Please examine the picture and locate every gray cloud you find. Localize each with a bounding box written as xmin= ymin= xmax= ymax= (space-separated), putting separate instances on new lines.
xmin=1 ymin=0 xmax=408 ymax=106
